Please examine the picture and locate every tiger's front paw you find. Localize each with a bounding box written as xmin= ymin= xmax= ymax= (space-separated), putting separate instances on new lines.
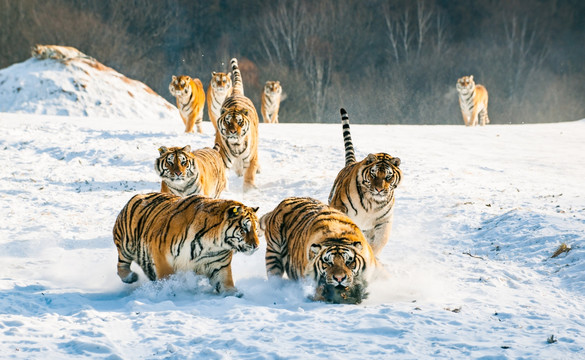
xmin=121 ymin=272 xmax=138 ymax=284
xmin=222 ymin=287 xmax=243 ymax=298
xmin=243 ymin=182 xmax=258 ymax=192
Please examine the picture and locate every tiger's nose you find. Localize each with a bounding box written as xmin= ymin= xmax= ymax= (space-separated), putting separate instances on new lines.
xmin=334 ymin=274 xmax=347 ymax=284
xmin=175 ymin=171 xmax=182 ymax=176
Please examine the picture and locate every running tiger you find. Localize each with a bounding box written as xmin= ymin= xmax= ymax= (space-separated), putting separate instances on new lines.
xmin=456 ymin=75 xmax=490 ymax=126
xmin=260 ymin=81 xmax=283 ymax=123
xmin=154 ymin=144 xmax=226 ymax=198
xmin=215 ymin=58 xmax=260 ymax=191
xmin=260 ymin=197 xmax=379 ymax=304
xmin=113 ymin=192 xmax=259 ymax=296
xmin=207 ymin=71 xmax=232 ymax=132
xmin=328 ymin=108 xmax=402 ymax=256
xmin=169 ymin=75 xmax=206 ymax=133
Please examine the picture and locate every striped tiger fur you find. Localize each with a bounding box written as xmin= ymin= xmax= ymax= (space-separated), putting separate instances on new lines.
xmin=169 ymin=75 xmax=206 ymax=133
xmin=328 ymin=108 xmax=402 ymax=256
xmin=207 ymin=71 xmax=233 ymax=132
xmin=113 ymin=192 xmax=259 ymax=296
xmin=154 ymin=144 xmax=226 ymax=199
xmin=456 ymin=75 xmax=490 ymax=126
xmin=260 ymin=81 xmax=283 ymax=123
xmin=215 ymin=58 xmax=260 ymax=191
xmin=260 ymin=197 xmax=378 ymax=303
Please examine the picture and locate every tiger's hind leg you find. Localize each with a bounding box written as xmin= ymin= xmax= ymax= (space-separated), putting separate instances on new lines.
xmin=116 ymin=250 xmax=138 ymax=283
xmin=264 ymin=227 xmax=287 ymax=278
xmin=479 ymin=108 xmax=489 ymax=126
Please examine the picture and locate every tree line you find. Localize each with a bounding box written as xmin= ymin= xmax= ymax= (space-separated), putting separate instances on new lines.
xmin=1 ymin=0 xmax=584 ymax=124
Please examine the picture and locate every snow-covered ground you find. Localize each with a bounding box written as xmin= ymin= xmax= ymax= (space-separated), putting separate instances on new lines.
xmin=1 ymin=54 xmax=584 ymax=359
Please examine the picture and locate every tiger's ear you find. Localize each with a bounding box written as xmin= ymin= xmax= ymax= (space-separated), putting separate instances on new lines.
xmin=172 ymin=75 xmax=177 ymax=82
xmin=309 ymin=244 xmax=321 ymax=260
xmin=228 ymin=206 xmax=241 ymax=217
xmin=182 ymin=145 xmax=191 ymax=153
xmin=212 ymin=71 xmax=216 ymax=77
xmin=158 ymin=146 xmax=168 ymax=155
xmin=391 ymin=157 xmax=401 ymax=167
xmin=251 ymin=207 xmax=259 ymax=213
xmin=365 ymin=154 xmax=377 ymax=164
xmin=352 ymin=242 xmax=363 ymax=251
xmin=470 ymin=75 xmax=474 ymax=81
xmin=228 ymin=73 xmax=232 ymax=79
xmin=221 ymin=108 xmax=226 ymax=115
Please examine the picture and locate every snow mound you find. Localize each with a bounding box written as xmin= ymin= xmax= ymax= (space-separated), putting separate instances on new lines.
xmin=0 ymin=45 xmax=178 ymax=120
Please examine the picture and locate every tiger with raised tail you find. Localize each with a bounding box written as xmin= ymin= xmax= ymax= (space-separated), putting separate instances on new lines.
xmin=328 ymin=108 xmax=402 ymax=257
xmin=456 ymin=75 xmax=490 ymax=126
xmin=207 ymin=71 xmax=232 ymax=132
xmin=169 ymin=75 xmax=206 ymax=133
xmin=113 ymin=192 xmax=259 ymax=296
xmin=154 ymin=144 xmax=226 ymax=199
xmin=260 ymin=81 xmax=283 ymax=123
xmin=260 ymin=197 xmax=379 ymax=304
xmin=215 ymin=58 xmax=260 ymax=191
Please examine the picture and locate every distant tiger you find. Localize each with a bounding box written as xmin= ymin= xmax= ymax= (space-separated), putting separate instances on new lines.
xmin=215 ymin=58 xmax=260 ymax=191
xmin=260 ymin=81 xmax=283 ymax=123
xmin=113 ymin=192 xmax=259 ymax=296
xmin=207 ymin=71 xmax=232 ymax=132
xmin=169 ymin=75 xmax=206 ymax=133
xmin=456 ymin=75 xmax=490 ymax=126
xmin=31 ymin=44 xmax=92 ymax=62
xmin=328 ymin=108 xmax=402 ymax=256
xmin=260 ymin=197 xmax=379 ymax=303
xmin=154 ymin=144 xmax=226 ymax=198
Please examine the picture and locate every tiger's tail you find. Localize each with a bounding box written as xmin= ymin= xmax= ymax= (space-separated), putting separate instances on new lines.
xmin=340 ymin=108 xmax=356 ymax=166
xmin=230 ymin=58 xmax=244 ymax=96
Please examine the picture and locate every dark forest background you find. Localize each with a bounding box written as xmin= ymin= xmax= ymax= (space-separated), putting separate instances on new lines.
xmin=1 ymin=0 xmax=584 ymax=124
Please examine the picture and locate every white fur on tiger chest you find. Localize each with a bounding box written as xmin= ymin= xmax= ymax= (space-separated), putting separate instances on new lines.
xmin=351 ymin=203 xmax=393 ymax=232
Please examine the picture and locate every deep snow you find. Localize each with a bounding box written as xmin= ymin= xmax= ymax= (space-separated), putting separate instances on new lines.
xmin=0 ymin=54 xmax=584 ymax=359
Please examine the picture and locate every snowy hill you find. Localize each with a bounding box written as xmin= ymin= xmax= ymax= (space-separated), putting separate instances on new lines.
xmin=0 ymin=52 xmax=585 ymax=359
xmin=0 ymin=45 xmax=178 ymax=120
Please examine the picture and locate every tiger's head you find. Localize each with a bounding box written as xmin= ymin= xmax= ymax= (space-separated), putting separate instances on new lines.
xmin=309 ymin=238 xmax=372 ymax=290
xmin=359 ymin=153 xmax=402 ymax=201
xmin=155 ymin=145 xmax=195 ymax=185
xmin=210 ymin=72 xmax=232 ymax=95
xmin=456 ymin=75 xmax=475 ymax=95
xmin=169 ymin=75 xmax=192 ymax=99
xmin=222 ymin=204 xmax=260 ymax=254
xmin=264 ymin=81 xmax=282 ymax=97
xmin=218 ymin=107 xmax=251 ymax=145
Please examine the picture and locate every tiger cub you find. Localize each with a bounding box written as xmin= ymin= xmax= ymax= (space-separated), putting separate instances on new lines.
xmin=169 ymin=75 xmax=206 ymax=133
xmin=260 ymin=197 xmax=379 ymax=303
xmin=31 ymin=44 xmax=92 ymax=63
xmin=113 ymin=192 xmax=259 ymax=296
xmin=456 ymin=75 xmax=490 ymax=126
xmin=207 ymin=72 xmax=233 ymax=132
xmin=154 ymin=144 xmax=226 ymax=199
xmin=215 ymin=58 xmax=260 ymax=191
xmin=328 ymin=108 xmax=402 ymax=256
xmin=260 ymin=81 xmax=283 ymax=123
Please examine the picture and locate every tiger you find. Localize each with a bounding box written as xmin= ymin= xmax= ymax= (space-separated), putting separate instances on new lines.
xmin=260 ymin=197 xmax=379 ymax=303
xmin=456 ymin=75 xmax=490 ymax=126
xmin=328 ymin=108 xmax=402 ymax=257
xmin=113 ymin=192 xmax=259 ymax=296
xmin=215 ymin=58 xmax=260 ymax=191
xmin=31 ymin=44 xmax=92 ymax=62
xmin=207 ymin=71 xmax=233 ymax=132
xmin=154 ymin=144 xmax=226 ymax=199
xmin=169 ymin=75 xmax=206 ymax=133
xmin=260 ymin=81 xmax=283 ymax=123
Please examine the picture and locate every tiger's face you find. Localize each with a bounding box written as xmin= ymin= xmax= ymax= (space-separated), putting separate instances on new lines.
xmin=360 ymin=153 xmax=402 ymax=201
xmin=218 ymin=108 xmax=250 ymax=145
xmin=264 ymin=81 xmax=282 ymax=97
xmin=456 ymin=75 xmax=475 ymax=95
xmin=310 ymin=242 xmax=365 ymax=288
xmin=223 ymin=205 xmax=260 ymax=254
xmin=169 ymin=75 xmax=192 ymax=98
xmin=211 ymin=72 xmax=232 ymax=94
xmin=155 ymin=145 xmax=194 ymax=184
